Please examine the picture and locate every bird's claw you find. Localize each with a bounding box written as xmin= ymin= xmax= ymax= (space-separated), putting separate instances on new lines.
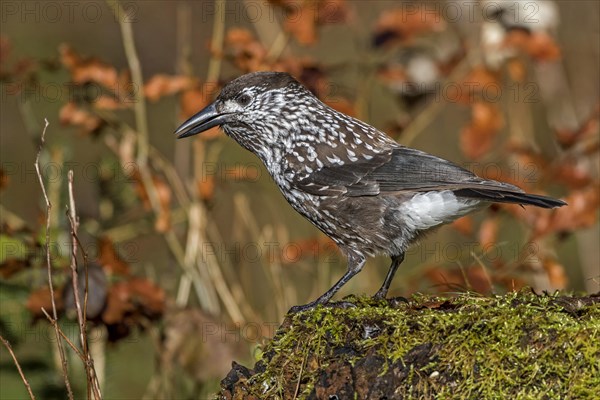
xmin=288 ymin=300 xmax=357 ymax=314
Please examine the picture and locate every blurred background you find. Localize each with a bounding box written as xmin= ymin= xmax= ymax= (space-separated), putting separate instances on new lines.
xmin=1 ymin=0 xmax=598 ymax=398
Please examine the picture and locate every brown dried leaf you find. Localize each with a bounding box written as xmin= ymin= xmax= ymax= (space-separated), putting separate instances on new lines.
xmin=179 ymin=85 xmax=223 ymax=140
xmin=128 ymin=277 xmax=166 ymax=317
xmin=153 ymin=177 xmax=172 ymax=233
xmin=26 ymin=286 xmax=63 ymax=319
xmin=543 ymin=258 xmax=568 ymax=289
xmin=144 ymin=74 xmax=196 ymax=102
xmin=197 ymin=176 xmax=215 ymax=202
xmin=551 ymin=161 xmax=593 ymax=190
xmin=93 ymin=95 xmax=129 ymax=110
xmin=284 ymin=3 xmax=318 ymax=45
xmin=504 ymin=31 xmax=561 ymax=61
xmin=323 ymin=97 xmax=356 ymax=117
xmin=507 ymin=58 xmax=527 ymax=82
xmin=226 ymin=28 xmax=255 ymax=47
xmin=102 ymin=282 xmax=133 ymax=325
xmin=478 ymin=217 xmax=499 ymax=250
xmin=460 ymin=102 xmax=504 ymax=159
xmin=0 ymin=258 xmax=29 ymax=278
xmin=423 ymin=265 xmax=492 ymax=293
xmin=180 ymin=86 xmax=208 ymax=119
xmin=452 ymin=216 xmax=474 ymax=236
xmin=454 ymin=66 xmax=500 ymax=104
xmin=374 ymin=6 xmax=446 ymax=46
xmin=543 ymin=185 xmax=599 ymax=235
xmin=98 ymin=236 xmax=131 ymax=276
xmin=225 ymin=28 xmax=268 ymax=71
xmin=555 ymin=106 xmax=599 ymax=149
xmin=59 ymin=102 xmax=104 ymax=135
xmin=60 ymin=44 xmax=119 ymax=90
xmin=0 ymin=167 xmax=8 ymax=191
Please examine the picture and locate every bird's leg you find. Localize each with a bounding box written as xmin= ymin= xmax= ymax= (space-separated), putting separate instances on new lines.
xmin=373 ymin=253 xmax=405 ymax=300
xmin=289 ymin=253 xmax=366 ymax=313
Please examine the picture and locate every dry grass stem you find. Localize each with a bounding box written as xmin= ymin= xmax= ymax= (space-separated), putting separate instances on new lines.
xmin=34 ymin=119 xmax=74 ymax=400
xmin=0 ymin=334 xmax=36 ymax=400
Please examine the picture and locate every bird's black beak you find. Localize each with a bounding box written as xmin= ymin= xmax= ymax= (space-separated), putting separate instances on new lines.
xmin=174 ymin=102 xmax=230 ymax=139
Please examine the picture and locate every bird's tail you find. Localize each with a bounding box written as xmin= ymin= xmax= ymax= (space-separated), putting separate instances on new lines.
xmin=454 ymin=188 xmax=566 ymax=209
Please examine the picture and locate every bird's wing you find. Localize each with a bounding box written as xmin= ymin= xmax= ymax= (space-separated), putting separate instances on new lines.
xmin=290 ymin=145 xmax=523 ymax=197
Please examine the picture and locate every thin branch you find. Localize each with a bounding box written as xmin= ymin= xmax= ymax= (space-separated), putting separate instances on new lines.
xmin=0 ymin=335 xmax=36 ymax=400
xmin=41 ymin=308 xmax=85 ymax=362
xmin=206 ymin=0 xmax=226 ymax=83
xmin=66 ymin=171 xmax=103 ymax=400
xmin=34 ymin=119 xmax=74 ymax=400
xmin=106 ymin=0 xmax=149 ymax=167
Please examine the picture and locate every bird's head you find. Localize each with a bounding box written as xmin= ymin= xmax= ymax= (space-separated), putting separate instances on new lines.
xmin=175 ymin=71 xmax=314 ymax=154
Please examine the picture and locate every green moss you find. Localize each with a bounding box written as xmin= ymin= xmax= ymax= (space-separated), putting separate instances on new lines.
xmin=221 ymin=290 xmax=599 ymax=399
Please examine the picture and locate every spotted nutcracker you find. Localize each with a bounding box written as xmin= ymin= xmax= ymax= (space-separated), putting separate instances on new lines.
xmin=175 ymin=72 xmax=566 ymax=312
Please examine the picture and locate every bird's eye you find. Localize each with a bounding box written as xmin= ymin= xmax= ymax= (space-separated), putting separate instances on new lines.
xmin=236 ymin=94 xmax=252 ymax=106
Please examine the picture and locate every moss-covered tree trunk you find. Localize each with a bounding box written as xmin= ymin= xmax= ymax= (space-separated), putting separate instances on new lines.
xmin=219 ymin=290 xmax=599 ymax=399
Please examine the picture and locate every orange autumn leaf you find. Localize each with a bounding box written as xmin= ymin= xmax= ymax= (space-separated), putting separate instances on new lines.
xmin=452 ymin=216 xmax=474 ymax=236
xmin=128 ymin=277 xmax=166 ymax=316
xmin=144 ymin=74 xmax=196 ymax=102
xmin=26 ymin=286 xmax=63 ymax=319
xmin=478 ymin=217 xmax=499 ymax=250
xmin=224 ymin=28 xmax=268 ymax=71
xmin=60 ymin=44 xmax=119 ymax=90
xmin=453 ymin=66 xmax=500 ymax=104
xmin=551 ymin=161 xmax=593 ymax=190
xmin=226 ymin=28 xmax=255 ymax=46
xmin=102 ymin=278 xmax=165 ymax=325
xmin=102 ymin=282 xmax=134 ymax=325
xmin=555 ymin=105 xmax=599 ymax=149
xmin=507 ymin=58 xmax=527 ymax=82
xmin=543 ymin=185 xmax=599 ymax=235
xmin=324 ymin=97 xmax=356 ymax=117
xmin=59 ymin=102 xmax=104 ymax=135
xmin=179 ymin=85 xmax=223 ymax=140
xmin=460 ymin=102 xmax=504 ymax=159
xmin=374 ymin=6 xmax=446 ymax=46
xmin=423 ymin=265 xmax=492 ymax=293
xmin=285 ymin=3 xmax=318 ymax=45
xmin=0 ymin=258 xmax=29 ymax=278
xmin=0 ymin=167 xmax=8 ymax=191
xmin=270 ymin=1 xmax=349 ymax=45
xmin=320 ymin=0 xmax=349 ymax=24
xmin=180 ymin=86 xmax=209 ymax=119
xmin=93 ymin=95 xmax=129 ymax=110
xmin=154 ymin=176 xmax=172 ymax=233
xmin=98 ymin=236 xmax=131 ymax=276
xmin=197 ymin=176 xmax=216 ymax=202
xmin=543 ymin=257 xmax=568 ymax=289
xmin=504 ymin=31 xmax=561 ymax=62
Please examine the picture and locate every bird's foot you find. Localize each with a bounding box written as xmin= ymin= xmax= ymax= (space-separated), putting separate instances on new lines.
xmin=372 ymin=289 xmax=389 ymax=301
xmin=288 ymin=300 xmax=356 ymax=314
xmin=372 ymin=292 xmax=409 ymax=306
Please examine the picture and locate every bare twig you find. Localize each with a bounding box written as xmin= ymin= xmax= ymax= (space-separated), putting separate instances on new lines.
xmin=206 ymin=0 xmax=226 ymax=83
xmin=66 ymin=171 xmax=103 ymax=399
xmin=41 ymin=308 xmax=85 ymax=362
xmin=34 ymin=119 xmax=74 ymax=400
xmin=106 ymin=0 xmax=149 ymax=167
xmin=0 ymin=335 xmax=36 ymax=400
